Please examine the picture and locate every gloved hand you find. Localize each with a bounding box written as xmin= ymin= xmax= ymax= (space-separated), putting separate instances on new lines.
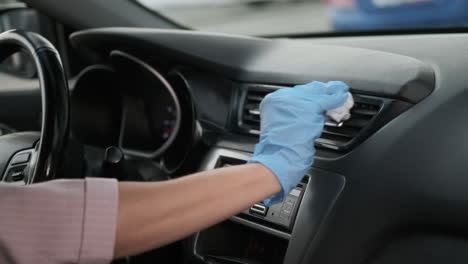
xmin=248 ymin=81 xmax=350 ymax=206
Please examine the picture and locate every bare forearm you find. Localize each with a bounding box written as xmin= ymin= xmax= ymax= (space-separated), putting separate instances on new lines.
xmin=114 ymin=163 xmax=280 ymax=258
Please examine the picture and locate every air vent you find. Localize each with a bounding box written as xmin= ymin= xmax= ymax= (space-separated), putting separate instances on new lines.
xmin=239 ymin=85 xmax=384 ymax=151
xmin=316 ymin=101 xmax=381 ymax=150
xmin=241 ymin=88 xmax=272 ymax=134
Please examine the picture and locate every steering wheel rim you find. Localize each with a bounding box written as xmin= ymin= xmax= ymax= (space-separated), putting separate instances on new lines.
xmin=0 ymin=29 xmax=70 ymax=183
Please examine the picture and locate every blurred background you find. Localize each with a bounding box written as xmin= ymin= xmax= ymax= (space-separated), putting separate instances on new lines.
xmin=136 ymin=0 xmax=468 ymax=36
xmin=137 ymin=0 xmax=329 ymax=36
xmin=1 ymin=0 xmax=468 ymax=37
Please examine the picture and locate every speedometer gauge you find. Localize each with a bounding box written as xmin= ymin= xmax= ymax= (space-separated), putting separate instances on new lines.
xmin=111 ymin=50 xmax=182 ymax=159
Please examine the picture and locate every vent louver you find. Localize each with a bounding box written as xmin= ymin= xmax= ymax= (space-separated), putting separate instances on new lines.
xmin=241 ymin=89 xmax=271 ymax=133
xmin=239 ymin=86 xmax=384 ymax=151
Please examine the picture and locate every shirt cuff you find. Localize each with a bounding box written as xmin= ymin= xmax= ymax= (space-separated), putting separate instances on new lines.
xmin=78 ymin=177 xmax=119 ymax=264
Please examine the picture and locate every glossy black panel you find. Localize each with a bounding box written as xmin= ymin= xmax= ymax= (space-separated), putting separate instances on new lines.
xmin=71 ymin=65 xmax=123 ymax=147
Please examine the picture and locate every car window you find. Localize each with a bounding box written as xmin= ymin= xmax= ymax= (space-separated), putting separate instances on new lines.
xmin=136 ymin=0 xmax=468 ymax=36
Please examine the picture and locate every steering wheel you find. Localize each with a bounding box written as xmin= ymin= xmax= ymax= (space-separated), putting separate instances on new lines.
xmin=0 ymin=30 xmax=69 ymax=184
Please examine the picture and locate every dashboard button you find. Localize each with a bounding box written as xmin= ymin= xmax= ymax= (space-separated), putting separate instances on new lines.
xmin=6 ymin=165 xmax=27 ymax=182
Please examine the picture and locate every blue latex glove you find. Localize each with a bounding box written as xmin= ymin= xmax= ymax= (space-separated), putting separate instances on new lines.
xmin=248 ymin=81 xmax=349 ymax=206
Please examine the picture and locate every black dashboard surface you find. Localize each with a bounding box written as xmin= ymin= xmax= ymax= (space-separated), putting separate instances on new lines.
xmin=69 ymin=29 xmax=468 ymax=264
xmin=70 ymin=28 xmax=434 ymax=103
xmin=298 ymin=34 xmax=468 ymax=264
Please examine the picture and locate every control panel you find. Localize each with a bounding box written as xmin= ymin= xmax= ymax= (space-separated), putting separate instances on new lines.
xmin=2 ymin=149 xmax=33 ymax=185
xmin=242 ymin=185 xmax=305 ymax=230
xmin=212 ymin=150 xmax=306 ymax=232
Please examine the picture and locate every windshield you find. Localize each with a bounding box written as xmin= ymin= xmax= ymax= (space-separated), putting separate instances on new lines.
xmin=136 ymin=0 xmax=468 ymax=36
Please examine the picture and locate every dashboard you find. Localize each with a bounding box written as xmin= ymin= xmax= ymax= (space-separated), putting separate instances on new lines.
xmin=70 ymin=28 xmax=434 ymax=159
xmin=65 ymin=28 xmax=468 ymax=264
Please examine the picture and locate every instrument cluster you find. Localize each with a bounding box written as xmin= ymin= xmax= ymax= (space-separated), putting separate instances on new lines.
xmin=71 ymin=50 xmax=197 ymax=173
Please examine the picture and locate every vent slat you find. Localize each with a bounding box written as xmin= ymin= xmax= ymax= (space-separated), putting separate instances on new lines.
xmin=243 ymin=114 xmax=260 ymax=123
xmin=343 ymin=117 xmax=371 ymax=128
xmin=247 ymin=95 xmax=265 ymax=102
xmin=351 ymin=108 xmax=379 ymax=116
xmin=317 ymin=133 xmax=350 ymax=145
xmin=248 ymin=109 xmax=260 ymax=115
xmin=323 ymin=126 xmax=360 ymax=139
xmin=244 ymin=103 xmax=260 ymax=115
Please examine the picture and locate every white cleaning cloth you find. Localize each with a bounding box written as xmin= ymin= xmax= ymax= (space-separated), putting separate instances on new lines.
xmin=326 ymin=92 xmax=354 ymax=122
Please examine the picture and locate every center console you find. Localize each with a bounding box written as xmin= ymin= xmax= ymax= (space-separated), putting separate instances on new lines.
xmin=189 ymin=148 xmax=346 ymax=264
xmin=217 ymin=153 xmax=307 ymax=233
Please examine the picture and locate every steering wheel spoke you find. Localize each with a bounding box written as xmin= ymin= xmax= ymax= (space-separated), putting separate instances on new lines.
xmin=3 ymin=149 xmax=33 ymax=184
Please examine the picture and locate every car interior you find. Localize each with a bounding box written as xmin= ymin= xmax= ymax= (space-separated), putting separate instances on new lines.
xmin=1 ymin=0 xmax=468 ymax=263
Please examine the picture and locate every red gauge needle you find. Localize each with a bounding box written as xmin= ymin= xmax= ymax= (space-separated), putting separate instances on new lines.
xmin=163 ymin=126 xmax=175 ymax=136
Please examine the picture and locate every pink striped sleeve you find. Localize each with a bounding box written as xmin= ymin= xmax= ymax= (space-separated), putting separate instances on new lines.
xmin=79 ymin=178 xmax=118 ymax=263
xmin=0 ymin=177 xmax=118 ymax=264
